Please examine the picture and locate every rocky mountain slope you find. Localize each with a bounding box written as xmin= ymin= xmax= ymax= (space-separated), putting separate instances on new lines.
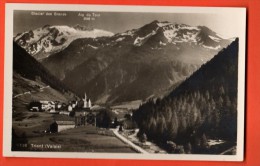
xmin=14 ymin=25 xmax=114 ymax=60
xmin=15 ymin=20 xmax=233 ymax=104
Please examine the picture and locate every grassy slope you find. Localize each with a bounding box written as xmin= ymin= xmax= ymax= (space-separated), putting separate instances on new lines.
xmin=12 ymin=75 xmax=136 ymax=153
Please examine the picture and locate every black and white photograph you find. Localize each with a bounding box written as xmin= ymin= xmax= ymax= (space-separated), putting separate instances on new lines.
xmin=4 ymin=4 xmax=246 ymax=161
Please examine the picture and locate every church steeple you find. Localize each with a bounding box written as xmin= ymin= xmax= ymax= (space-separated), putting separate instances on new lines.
xmin=83 ymin=93 xmax=92 ymax=109
xmin=88 ymin=99 xmax=92 ymax=108
xmin=83 ymin=93 xmax=88 ymax=108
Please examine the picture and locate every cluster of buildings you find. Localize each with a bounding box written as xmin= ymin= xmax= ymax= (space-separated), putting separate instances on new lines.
xmin=29 ymin=93 xmax=137 ymax=134
xmin=28 ymin=93 xmax=100 ymax=133
xmin=28 ymin=93 xmax=92 ymax=114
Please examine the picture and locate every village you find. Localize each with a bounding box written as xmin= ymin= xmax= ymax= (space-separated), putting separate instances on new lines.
xmin=29 ymin=93 xmax=119 ymax=131
xmin=22 ymin=92 xmax=234 ymax=154
xmin=25 ymin=93 xmax=169 ymax=153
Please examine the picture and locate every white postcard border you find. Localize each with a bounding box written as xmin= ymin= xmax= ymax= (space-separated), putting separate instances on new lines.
xmin=4 ymin=3 xmax=246 ymax=161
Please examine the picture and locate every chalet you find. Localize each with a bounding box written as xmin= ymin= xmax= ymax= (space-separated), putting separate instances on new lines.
xmin=71 ymin=101 xmax=78 ymax=108
xmin=39 ymin=100 xmax=55 ymax=111
xmin=56 ymin=103 xmax=62 ymax=109
xmin=68 ymin=105 xmax=73 ymax=112
xmin=49 ymin=121 xmax=75 ymax=133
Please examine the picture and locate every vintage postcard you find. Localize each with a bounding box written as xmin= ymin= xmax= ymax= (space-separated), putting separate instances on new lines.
xmin=4 ymin=3 xmax=246 ymax=161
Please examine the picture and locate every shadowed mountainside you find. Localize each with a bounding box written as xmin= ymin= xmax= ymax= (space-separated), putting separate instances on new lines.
xmin=133 ymin=39 xmax=239 ymax=153
xmin=40 ymin=21 xmax=232 ymax=104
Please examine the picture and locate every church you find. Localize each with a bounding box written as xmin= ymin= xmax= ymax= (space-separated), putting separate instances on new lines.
xmin=83 ymin=93 xmax=92 ymax=109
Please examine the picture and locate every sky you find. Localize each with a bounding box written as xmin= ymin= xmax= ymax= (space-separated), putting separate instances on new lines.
xmin=13 ymin=10 xmax=242 ymax=38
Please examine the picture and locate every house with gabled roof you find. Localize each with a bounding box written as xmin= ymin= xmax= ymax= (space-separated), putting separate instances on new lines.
xmin=49 ymin=120 xmax=75 ymax=133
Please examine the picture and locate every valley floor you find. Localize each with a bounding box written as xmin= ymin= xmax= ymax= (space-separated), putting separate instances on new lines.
xmin=11 ymin=93 xmax=235 ymax=154
xmin=12 ymin=108 xmax=136 ymax=153
xmin=13 ymin=120 xmax=137 ymax=153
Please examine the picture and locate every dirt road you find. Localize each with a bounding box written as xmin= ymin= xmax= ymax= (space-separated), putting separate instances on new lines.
xmin=111 ymin=128 xmax=149 ymax=154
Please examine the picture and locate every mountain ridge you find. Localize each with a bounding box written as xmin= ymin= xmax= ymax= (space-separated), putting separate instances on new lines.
xmin=14 ymin=25 xmax=114 ymax=60
xmin=14 ymin=20 xmax=234 ymax=104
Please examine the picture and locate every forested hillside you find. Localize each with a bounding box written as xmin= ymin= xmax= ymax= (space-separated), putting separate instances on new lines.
xmin=133 ymin=39 xmax=239 ymax=154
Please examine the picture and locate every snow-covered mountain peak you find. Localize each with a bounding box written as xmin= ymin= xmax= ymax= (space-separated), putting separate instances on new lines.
xmin=157 ymin=22 xmax=172 ymax=27
xmin=14 ymin=25 xmax=114 ymax=60
xmin=14 ymin=21 xmax=233 ymax=62
xmin=129 ymin=20 xmax=230 ymax=50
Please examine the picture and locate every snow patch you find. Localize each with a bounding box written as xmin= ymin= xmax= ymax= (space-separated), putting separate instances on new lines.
xmin=208 ymin=35 xmax=221 ymax=42
xmin=208 ymin=139 xmax=225 ymax=146
xmin=121 ymin=30 xmax=135 ymax=36
xmin=134 ymin=30 xmax=156 ymax=46
xmin=51 ymin=25 xmax=78 ymax=34
xmin=182 ymin=33 xmax=197 ymax=43
xmin=14 ymin=32 xmax=26 ymax=41
xmin=159 ymin=41 xmax=167 ymax=46
xmin=157 ymin=22 xmax=172 ymax=27
xmin=134 ymin=37 xmax=145 ymax=46
xmin=15 ymin=25 xmax=114 ymax=57
xmin=180 ymin=26 xmax=199 ymax=31
xmin=202 ymin=44 xmax=221 ymax=50
xmin=87 ymin=44 xmax=98 ymax=49
xmin=162 ymin=25 xmax=199 ymax=43
xmin=163 ymin=30 xmax=177 ymax=42
xmin=92 ymin=29 xmax=114 ymax=37
xmin=116 ymin=37 xmax=125 ymax=42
